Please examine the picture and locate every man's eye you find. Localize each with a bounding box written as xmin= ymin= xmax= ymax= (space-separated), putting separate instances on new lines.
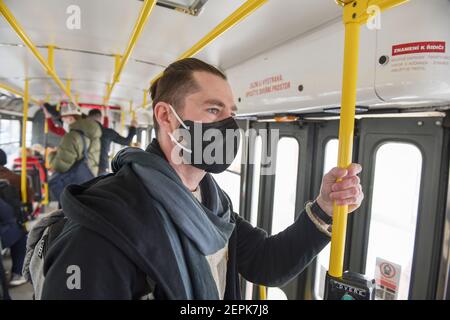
xmin=207 ymin=108 xmax=220 ymax=115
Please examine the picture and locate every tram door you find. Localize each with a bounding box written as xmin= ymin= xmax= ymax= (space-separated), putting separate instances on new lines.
xmin=309 ymin=116 xmax=449 ymax=300
xmin=239 ymin=120 xmax=316 ymax=300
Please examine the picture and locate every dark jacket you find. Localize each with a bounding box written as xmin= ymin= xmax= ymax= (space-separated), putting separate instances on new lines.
xmin=0 ymin=166 xmax=33 ymax=203
xmin=97 ymin=122 xmax=136 ymax=174
xmin=41 ymin=140 xmax=330 ymax=300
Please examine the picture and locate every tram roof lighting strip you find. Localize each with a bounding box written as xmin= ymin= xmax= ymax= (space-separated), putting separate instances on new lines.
xmin=104 ymin=0 xmax=158 ymax=105
xmin=0 ymin=0 xmax=78 ymax=106
xmin=0 ymin=82 xmax=40 ymax=105
xmin=149 ymin=0 xmax=269 ymax=87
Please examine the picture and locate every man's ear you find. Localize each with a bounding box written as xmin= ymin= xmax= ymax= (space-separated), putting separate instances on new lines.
xmin=153 ymin=102 xmax=174 ymax=134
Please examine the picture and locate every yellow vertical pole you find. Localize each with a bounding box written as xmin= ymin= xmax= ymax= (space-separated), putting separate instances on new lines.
xmin=328 ymin=4 xmax=361 ymax=278
xmin=328 ymin=0 xmax=409 ymax=280
xmin=259 ymin=286 xmax=267 ymax=300
xmin=142 ymin=89 xmax=147 ymax=108
xmin=42 ymin=113 xmax=49 ymax=205
xmin=121 ymin=110 xmax=125 ymax=135
xmin=20 ymin=79 xmax=29 ymax=204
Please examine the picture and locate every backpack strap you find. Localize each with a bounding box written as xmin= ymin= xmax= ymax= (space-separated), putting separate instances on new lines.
xmin=71 ymin=129 xmax=89 ymax=161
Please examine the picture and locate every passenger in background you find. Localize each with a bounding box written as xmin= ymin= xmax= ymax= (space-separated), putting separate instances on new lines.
xmin=0 ymin=149 xmax=33 ymax=203
xmin=0 ymin=149 xmax=28 ymax=287
xmin=48 ymin=104 xmax=101 ymax=177
xmin=40 ymin=58 xmax=364 ymax=300
xmin=87 ymin=109 xmax=137 ymax=175
xmin=41 ymin=103 xmax=65 ymax=137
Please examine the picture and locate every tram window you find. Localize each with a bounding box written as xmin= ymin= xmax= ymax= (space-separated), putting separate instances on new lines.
xmin=0 ymin=119 xmax=21 ymax=168
xmin=249 ymin=135 xmax=262 ymax=227
xmin=267 ymin=137 xmax=299 ymax=300
xmin=365 ymin=142 xmax=422 ymax=300
xmin=271 ymin=137 xmax=299 ymax=235
xmin=267 ymin=287 xmax=288 ymax=300
xmin=141 ymin=128 xmax=148 ymax=148
xmin=212 ymin=133 xmax=243 ymax=214
xmin=26 ymin=121 xmax=33 ymax=146
xmin=244 ymin=134 xmax=262 ymax=300
xmin=132 ymin=129 xmax=138 ymax=144
xmin=314 ymin=139 xmax=338 ymax=300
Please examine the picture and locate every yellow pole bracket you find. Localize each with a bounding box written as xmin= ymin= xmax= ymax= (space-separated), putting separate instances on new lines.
xmin=114 ymin=54 xmax=122 ymax=83
xmin=105 ymin=0 xmax=157 ymax=105
xmin=66 ymin=79 xmax=71 ymax=96
xmin=142 ymin=89 xmax=148 ymax=108
xmin=328 ymin=0 xmax=409 ymax=278
xmin=47 ymin=45 xmax=55 ymax=75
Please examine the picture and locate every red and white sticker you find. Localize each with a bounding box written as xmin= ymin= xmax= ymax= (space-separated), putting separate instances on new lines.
xmin=375 ymin=258 xmax=401 ymax=300
xmin=392 ymin=41 xmax=446 ymax=56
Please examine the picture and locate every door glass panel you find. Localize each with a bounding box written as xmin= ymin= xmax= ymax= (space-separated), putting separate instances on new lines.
xmin=245 ymin=134 xmax=262 ymax=300
xmin=365 ymin=142 xmax=422 ymax=300
xmin=250 ymin=135 xmax=262 ymax=227
xmin=271 ymin=137 xmax=299 ymax=235
xmin=314 ymin=139 xmax=338 ymax=299
xmin=268 ymin=137 xmax=299 ymax=300
xmin=26 ymin=121 xmax=33 ymax=146
xmin=141 ymin=128 xmax=148 ymax=149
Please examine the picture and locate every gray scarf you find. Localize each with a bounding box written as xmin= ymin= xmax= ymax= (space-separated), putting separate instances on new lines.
xmin=112 ymin=145 xmax=235 ymax=299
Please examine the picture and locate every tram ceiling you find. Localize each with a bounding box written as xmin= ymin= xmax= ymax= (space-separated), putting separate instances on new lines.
xmin=0 ymin=0 xmax=341 ymax=108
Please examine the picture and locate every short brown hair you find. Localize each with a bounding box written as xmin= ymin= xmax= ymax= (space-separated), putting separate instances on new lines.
xmin=150 ymin=58 xmax=227 ymax=134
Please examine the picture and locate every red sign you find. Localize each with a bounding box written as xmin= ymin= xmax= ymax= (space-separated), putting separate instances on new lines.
xmin=392 ymin=41 xmax=446 ymax=56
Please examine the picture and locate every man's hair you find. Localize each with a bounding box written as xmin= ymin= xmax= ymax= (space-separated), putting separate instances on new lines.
xmin=0 ymin=148 xmax=6 ymax=166
xmin=88 ymin=109 xmax=102 ymax=119
xmin=150 ymin=58 xmax=227 ymax=134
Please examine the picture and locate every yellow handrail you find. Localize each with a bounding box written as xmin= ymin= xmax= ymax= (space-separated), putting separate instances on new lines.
xmin=104 ymin=0 xmax=157 ymax=104
xmin=0 ymin=1 xmax=77 ymax=106
xmin=0 ymin=83 xmax=40 ymax=105
xmin=328 ymin=0 xmax=409 ymax=278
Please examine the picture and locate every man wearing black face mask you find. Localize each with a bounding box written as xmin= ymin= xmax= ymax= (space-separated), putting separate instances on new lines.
xmin=36 ymin=58 xmax=363 ymax=300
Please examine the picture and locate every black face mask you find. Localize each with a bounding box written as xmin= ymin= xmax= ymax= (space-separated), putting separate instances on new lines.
xmin=168 ymin=105 xmax=241 ymax=173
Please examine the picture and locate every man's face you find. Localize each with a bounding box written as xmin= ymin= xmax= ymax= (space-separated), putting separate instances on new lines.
xmin=173 ymin=71 xmax=237 ymax=127
xmin=61 ymin=116 xmax=76 ymax=125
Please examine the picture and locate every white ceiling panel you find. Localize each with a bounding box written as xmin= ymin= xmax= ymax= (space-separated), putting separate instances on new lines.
xmin=0 ymin=0 xmax=343 ymax=109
